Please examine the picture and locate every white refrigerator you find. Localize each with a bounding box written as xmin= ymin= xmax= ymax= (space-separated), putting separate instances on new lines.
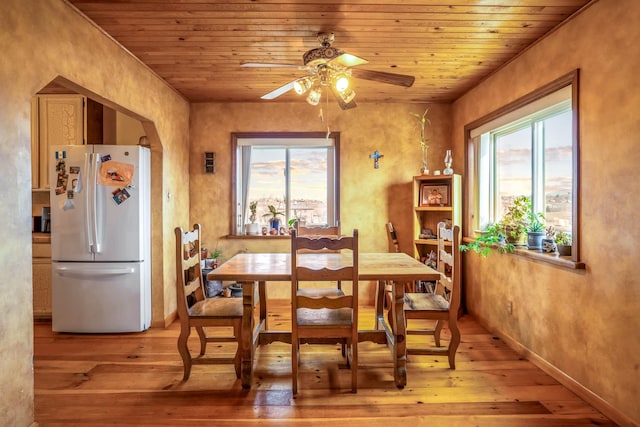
xmin=50 ymin=145 xmax=151 ymax=333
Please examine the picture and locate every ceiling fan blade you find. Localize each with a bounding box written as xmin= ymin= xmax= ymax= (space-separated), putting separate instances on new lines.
xmin=330 ymin=85 xmax=357 ymax=110
xmin=261 ymin=81 xmax=296 ymax=100
xmin=330 ymin=53 xmax=368 ymax=68
xmin=242 ymin=62 xmax=306 ymax=70
xmin=351 ymin=68 xmax=415 ymax=87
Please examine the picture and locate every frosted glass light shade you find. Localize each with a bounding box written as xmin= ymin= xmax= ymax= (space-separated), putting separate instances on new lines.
xmin=306 ymin=87 xmax=321 ymax=105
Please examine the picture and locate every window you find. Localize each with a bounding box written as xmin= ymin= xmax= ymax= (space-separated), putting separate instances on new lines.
xmin=231 ymin=132 xmax=340 ymax=235
xmin=465 ymin=70 xmax=581 ymax=263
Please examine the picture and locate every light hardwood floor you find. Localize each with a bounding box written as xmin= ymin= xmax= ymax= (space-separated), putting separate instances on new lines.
xmin=34 ymin=301 xmax=616 ymax=426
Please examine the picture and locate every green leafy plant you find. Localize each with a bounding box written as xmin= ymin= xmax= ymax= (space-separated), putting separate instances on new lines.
xmin=554 ymin=230 xmax=572 ymax=245
xmin=461 ymin=196 xmax=551 ymax=257
xmin=460 ymin=223 xmax=515 ymax=257
xmin=546 ymin=226 xmax=556 ymax=239
xmin=248 ymin=201 xmax=258 ymax=223
xmin=527 ymin=209 xmax=546 ymax=232
xmin=501 ymin=195 xmax=531 ymax=242
xmin=263 ymin=205 xmax=284 ymax=221
xmin=208 ymin=244 xmax=222 ymax=259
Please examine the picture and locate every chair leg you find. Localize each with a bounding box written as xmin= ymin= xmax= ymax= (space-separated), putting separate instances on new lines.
xmin=195 ymin=326 xmax=207 ymax=355
xmin=351 ymin=338 xmax=358 ymax=393
xmin=448 ymin=318 xmax=461 ymax=370
xmin=434 ymin=320 xmax=444 ymax=347
xmin=291 ymin=339 xmax=298 ymax=396
xmin=177 ymin=324 xmax=192 ymax=381
xmin=344 ymin=339 xmax=351 ymax=368
xmin=233 ymin=321 xmax=242 ymax=379
xmin=374 ymin=281 xmax=386 ymax=330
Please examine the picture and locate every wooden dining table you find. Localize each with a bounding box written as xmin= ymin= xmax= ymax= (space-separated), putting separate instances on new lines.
xmin=207 ymin=252 xmax=440 ymax=389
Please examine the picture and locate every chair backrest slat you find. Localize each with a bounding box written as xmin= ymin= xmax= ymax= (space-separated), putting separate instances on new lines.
xmin=175 ymin=224 xmax=206 ymax=317
xmin=297 ymin=295 xmax=354 ymax=310
xmin=295 ymin=266 xmax=355 ymax=282
xmin=297 ymin=225 xmax=340 ymax=237
xmin=294 ymin=235 xmax=354 ymax=252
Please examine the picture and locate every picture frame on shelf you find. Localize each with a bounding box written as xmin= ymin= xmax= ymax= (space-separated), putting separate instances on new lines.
xmin=419 ymin=183 xmax=450 ymax=207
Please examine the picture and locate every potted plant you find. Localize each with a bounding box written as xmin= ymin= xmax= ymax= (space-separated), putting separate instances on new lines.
xmin=555 ymin=230 xmax=572 ymax=256
xmin=287 ymin=218 xmax=298 ymax=235
xmin=263 ymin=204 xmax=284 ymax=232
xmin=526 ymin=209 xmax=546 ymax=250
xmin=244 ymin=201 xmax=259 ymax=235
xmin=460 ymin=223 xmax=515 ymax=257
xmin=541 ymin=226 xmax=558 ymax=253
xmin=206 ymin=245 xmax=223 ymax=269
xmin=410 ymin=107 xmax=431 ymax=175
xmin=500 ymin=195 xmax=530 ymax=246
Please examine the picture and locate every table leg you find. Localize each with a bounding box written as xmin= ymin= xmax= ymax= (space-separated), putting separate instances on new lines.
xmin=258 ymin=280 xmax=267 ymax=330
xmin=240 ymin=280 xmax=255 ymax=389
xmin=374 ymin=280 xmax=385 ymax=330
xmin=390 ymin=280 xmax=407 ymax=388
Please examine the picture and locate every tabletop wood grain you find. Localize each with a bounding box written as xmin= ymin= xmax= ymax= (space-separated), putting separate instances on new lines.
xmin=208 ymin=252 xmax=440 ymax=282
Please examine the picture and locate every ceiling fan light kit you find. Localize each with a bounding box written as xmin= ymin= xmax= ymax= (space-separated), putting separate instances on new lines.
xmin=334 ymin=74 xmax=350 ymax=92
xmin=306 ymin=87 xmax=322 ymax=106
xmin=293 ymin=77 xmax=314 ymax=95
xmin=242 ymin=32 xmax=415 ymax=110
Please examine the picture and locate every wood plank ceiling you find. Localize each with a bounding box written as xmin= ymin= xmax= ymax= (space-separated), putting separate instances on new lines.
xmin=67 ymin=0 xmax=594 ymax=104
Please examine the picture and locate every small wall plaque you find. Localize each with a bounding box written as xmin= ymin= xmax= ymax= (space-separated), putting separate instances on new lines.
xmin=204 ymin=152 xmax=216 ymax=174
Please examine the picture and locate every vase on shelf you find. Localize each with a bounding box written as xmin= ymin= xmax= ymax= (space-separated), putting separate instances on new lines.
xmin=421 ymin=143 xmax=429 ymax=175
xmin=443 ymin=149 xmax=453 ymax=175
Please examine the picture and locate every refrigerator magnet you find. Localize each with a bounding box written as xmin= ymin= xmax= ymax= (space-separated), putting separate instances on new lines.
xmin=54 ymin=174 xmax=68 ymax=196
xmin=112 ymin=187 xmax=130 ymax=205
xmin=69 ymin=166 xmax=80 ymax=174
xmin=72 ymin=176 xmax=82 ymax=193
xmin=101 ymin=154 xmax=111 ymax=162
xmin=55 ymin=159 xmax=66 ymax=175
xmin=99 ymin=161 xmax=134 ymax=187
xmin=63 ymin=197 xmax=75 ymax=211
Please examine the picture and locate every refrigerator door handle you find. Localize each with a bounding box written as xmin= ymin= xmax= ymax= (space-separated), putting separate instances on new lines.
xmin=88 ymin=152 xmax=101 ymax=253
xmin=84 ymin=152 xmax=95 ymax=253
xmin=54 ymin=266 xmax=136 ymax=277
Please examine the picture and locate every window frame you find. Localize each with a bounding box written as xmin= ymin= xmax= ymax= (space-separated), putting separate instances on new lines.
xmin=463 ymin=70 xmax=583 ymax=267
xmin=230 ymin=132 xmax=340 ymax=237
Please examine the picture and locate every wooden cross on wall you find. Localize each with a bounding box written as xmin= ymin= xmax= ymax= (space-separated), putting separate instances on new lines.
xmin=369 ymin=150 xmax=384 ymax=169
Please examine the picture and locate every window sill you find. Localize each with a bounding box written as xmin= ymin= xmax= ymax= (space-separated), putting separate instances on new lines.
xmin=461 ymin=237 xmax=585 ymax=270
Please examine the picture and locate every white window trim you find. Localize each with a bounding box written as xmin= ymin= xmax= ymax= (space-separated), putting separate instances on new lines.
xmin=463 ymin=70 xmax=583 ymax=268
xmin=230 ymin=132 xmax=340 ymax=236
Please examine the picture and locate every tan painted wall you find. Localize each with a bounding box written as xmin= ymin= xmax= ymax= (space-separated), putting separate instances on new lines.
xmin=0 ymin=0 xmax=190 ymax=424
xmin=189 ymin=102 xmax=452 ymax=301
xmin=452 ymin=0 xmax=640 ymax=424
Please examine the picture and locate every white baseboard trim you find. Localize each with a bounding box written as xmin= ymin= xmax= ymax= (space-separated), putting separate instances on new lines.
xmin=473 ymin=316 xmax=635 ymax=427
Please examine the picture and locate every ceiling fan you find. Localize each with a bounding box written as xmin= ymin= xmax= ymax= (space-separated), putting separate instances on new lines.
xmin=241 ymin=33 xmax=415 ymax=110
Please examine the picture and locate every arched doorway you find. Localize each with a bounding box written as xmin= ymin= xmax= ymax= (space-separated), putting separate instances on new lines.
xmin=30 ymin=76 xmax=165 ymax=327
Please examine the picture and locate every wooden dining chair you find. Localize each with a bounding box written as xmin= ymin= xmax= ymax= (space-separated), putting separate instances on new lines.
xmin=174 ymin=224 xmax=243 ymax=380
xmin=402 ymin=224 xmax=461 ymax=368
xmin=291 ymin=229 xmax=359 ymax=395
xmin=296 ymin=225 xmax=344 ymax=296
